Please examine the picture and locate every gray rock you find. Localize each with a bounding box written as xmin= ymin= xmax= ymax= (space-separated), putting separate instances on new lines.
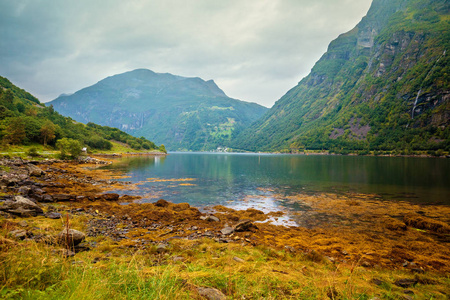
xmin=58 ymin=229 xmax=86 ymax=246
xmin=220 ymin=227 xmax=234 ymax=235
xmin=0 ymin=196 xmax=43 ymax=217
xmin=27 ymin=165 xmax=45 ymax=177
xmin=45 ymin=212 xmax=63 ymax=219
xmin=233 ymin=256 xmax=244 ymax=263
xmin=9 ymin=229 xmax=28 ymax=240
xmin=18 ymin=220 xmax=28 ymax=227
xmin=394 ymin=278 xmax=418 ymax=288
xmin=233 ymin=219 xmax=257 ymax=232
xmin=41 ymin=194 xmax=54 ymax=202
xmin=51 ymin=194 xmax=75 ymax=202
xmin=196 ymin=287 xmax=226 ymax=300
xmin=156 ymin=244 xmax=169 ymax=253
xmin=172 ymin=256 xmax=186 ymax=262
xmin=200 ymin=215 xmax=220 ymax=222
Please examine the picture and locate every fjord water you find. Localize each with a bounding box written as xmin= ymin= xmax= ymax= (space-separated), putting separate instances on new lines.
xmin=104 ymin=153 xmax=450 ymax=212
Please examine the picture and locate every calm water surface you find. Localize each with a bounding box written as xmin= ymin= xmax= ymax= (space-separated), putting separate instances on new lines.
xmin=103 ymin=153 xmax=450 ymax=214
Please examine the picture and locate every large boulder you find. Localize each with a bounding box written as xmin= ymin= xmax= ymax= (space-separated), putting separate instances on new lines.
xmin=0 ymin=196 xmax=44 ymax=217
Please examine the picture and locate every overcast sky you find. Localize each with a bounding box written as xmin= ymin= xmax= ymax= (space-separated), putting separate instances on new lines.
xmin=0 ymin=0 xmax=372 ymax=107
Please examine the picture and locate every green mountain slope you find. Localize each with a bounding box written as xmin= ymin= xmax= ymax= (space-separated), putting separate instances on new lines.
xmin=232 ymin=0 xmax=449 ymax=154
xmin=49 ymin=69 xmax=268 ymax=151
xmin=0 ymin=76 xmax=163 ymax=153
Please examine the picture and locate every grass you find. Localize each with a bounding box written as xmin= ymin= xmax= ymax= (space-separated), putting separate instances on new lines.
xmin=89 ymin=141 xmax=164 ymax=155
xmin=1 ymin=213 xmax=449 ymax=300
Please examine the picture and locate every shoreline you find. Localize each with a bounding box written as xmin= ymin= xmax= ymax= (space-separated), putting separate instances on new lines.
xmin=1 ymin=156 xmax=449 ymax=298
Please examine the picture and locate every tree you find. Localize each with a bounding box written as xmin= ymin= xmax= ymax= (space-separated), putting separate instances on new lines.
xmin=4 ymin=117 xmax=26 ymax=145
xmin=158 ymin=144 xmax=167 ymax=153
xmin=40 ymin=120 xmax=56 ymax=146
xmin=56 ymin=138 xmax=82 ymax=159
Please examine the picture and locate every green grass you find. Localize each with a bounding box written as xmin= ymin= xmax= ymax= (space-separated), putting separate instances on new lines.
xmin=1 ymin=215 xmax=449 ymax=299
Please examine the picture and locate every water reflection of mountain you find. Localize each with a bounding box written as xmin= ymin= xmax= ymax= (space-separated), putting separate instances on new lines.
xmin=103 ymin=156 xmax=166 ymax=173
xmin=105 ymin=153 xmax=450 ymax=206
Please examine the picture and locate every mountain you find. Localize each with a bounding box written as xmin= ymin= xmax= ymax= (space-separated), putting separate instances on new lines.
xmin=0 ymin=76 xmax=162 ymax=153
xmin=49 ymin=69 xmax=268 ymax=151
xmin=232 ymin=0 xmax=449 ymax=154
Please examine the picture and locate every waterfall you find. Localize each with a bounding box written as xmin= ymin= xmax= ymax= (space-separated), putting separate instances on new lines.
xmin=410 ymin=49 xmax=446 ymax=120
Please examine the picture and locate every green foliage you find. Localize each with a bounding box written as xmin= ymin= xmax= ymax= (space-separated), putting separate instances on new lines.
xmin=232 ymin=0 xmax=450 ymax=153
xmin=48 ymin=69 xmax=268 ymax=151
xmin=0 ymin=76 xmax=163 ymax=153
xmin=56 ymin=138 xmax=82 ymax=159
xmin=26 ymin=147 xmax=40 ymax=157
xmin=159 ymin=144 xmax=167 ymax=153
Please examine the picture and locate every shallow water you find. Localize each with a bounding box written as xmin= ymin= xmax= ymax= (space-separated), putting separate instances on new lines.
xmin=103 ymin=153 xmax=450 ymax=216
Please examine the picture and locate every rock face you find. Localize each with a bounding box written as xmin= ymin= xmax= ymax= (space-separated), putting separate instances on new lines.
xmin=58 ymin=229 xmax=86 ymax=246
xmin=232 ymin=0 xmax=449 ymax=152
xmin=196 ymin=287 xmax=226 ymax=300
xmin=49 ymin=69 xmax=268 ymax=151
xmin=0 ymin=196 xmax=44 ymax=217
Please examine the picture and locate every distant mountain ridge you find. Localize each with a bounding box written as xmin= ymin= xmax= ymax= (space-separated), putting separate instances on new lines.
xmin=49 ymin=69 xmax=268 ymax=151
xmin=232 ymin=0 xmax=449 ymax=153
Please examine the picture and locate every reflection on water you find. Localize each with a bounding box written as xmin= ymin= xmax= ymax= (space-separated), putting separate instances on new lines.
xmin=103 ymin=153 xmax=450 ymax=220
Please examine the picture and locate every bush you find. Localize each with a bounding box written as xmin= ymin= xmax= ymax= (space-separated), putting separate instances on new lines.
xmin=56 ymin=138 xmax=83 ymax=159
xmin=26 ymin=147 xmax=39 ymax=157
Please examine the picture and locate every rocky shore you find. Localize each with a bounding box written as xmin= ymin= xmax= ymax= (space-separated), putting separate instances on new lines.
xmin=1 ymin=156 xmax=449 ymax=299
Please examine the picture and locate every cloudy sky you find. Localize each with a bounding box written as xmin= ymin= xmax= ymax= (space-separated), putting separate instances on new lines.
xmin=0 ymin=0 xmax=372 ymax=107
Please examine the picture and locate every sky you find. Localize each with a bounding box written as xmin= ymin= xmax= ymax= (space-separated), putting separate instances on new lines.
xmin=0 ymin=0 xmax=373 ymax=108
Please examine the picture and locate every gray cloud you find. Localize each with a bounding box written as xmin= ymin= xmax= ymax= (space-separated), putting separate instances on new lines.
xmin=0 ymin=0 xmax=372 ymax=107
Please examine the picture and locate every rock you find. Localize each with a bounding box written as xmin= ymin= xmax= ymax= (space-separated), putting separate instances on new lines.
xmin=371 ymin=278 xmax=385 ymax=286
xmin=0 ymin=195 xmax=44 ymax=217
xmin=196 ymin=287 xmax=226 ymax=300
xmin=58 ymin=229 xmax=86 ymax=246
xmin=394 ymin=278 xmax=418 ymax=288
xmin=41 ymin=194 xmax=54 ymax=202
xmin=18 ymin=220 xmax=28 ymax=227
xmin=27 ymin=165 xmax=45 ymax=177
xmin=45 ymin=212 xmax=63 ymax=219
xmin=57 ymin=249 xmax=76 ymax=257
xmin=51 ymin=194 xmax=75 ymax=202
xmin=284 ymin=245 xmax=296 ymax=253
xmin=156 ymin=244 xmax=169 ymax=253
xmin=103 ymin=193 xmax=120 ymax=201
xmin=172 ymin=256 xmax=186 ymax=262
xmin=200 ymin=215 xmax=220 ymax=222
xmin=220 ymin=227 xmax=234 ymax=235
xmin=233 ymin=220 xmax=257 ymax=232
xmin=154 ymin=199 xmax=170 ymax=207
xmin=9 ymin=229 xmax=28 ymax=240
xmin=362 ymin=261 xmax=371 ymax=267
xmin=411 ymin=267 xmax=424 ymax=274
xmin=233 ymin=256 xmax=244 ymax=263
xmin=18 ymin=186 xmax=31 ymax=195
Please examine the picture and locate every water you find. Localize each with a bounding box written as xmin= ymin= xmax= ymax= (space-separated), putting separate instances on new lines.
xmin=102 ymin=152 xmax=450 ymax=213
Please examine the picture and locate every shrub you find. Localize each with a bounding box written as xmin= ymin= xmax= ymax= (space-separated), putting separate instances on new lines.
xmin=56 ymin=138 xmax=82 ymax=159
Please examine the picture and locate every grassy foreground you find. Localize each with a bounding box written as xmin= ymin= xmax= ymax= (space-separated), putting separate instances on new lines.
xmin=1 ymin=218 xmax=447 ymax=300
xmin=2 ymin=210 xmax=449 ymax=299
